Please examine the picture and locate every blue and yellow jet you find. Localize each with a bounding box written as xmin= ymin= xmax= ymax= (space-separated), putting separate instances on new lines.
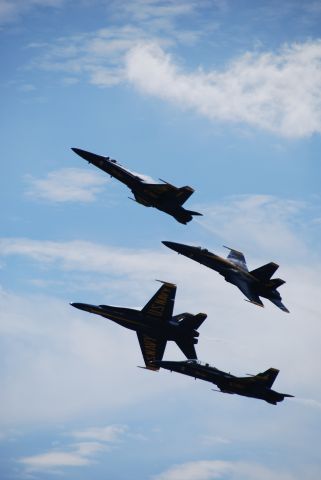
xmin=71 ymin=281 xmax=207 ymax=370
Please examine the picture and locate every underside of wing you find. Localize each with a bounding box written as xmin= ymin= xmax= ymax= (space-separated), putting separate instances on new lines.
xmin=224 ymin=246 xmax=248 ymax=271
xmin=137 ymin=333 xmax=166 ymax=370
xmin=236 ymin=278 xmax=264 ymax=307
xmin=143 ymin=183 xmax=172 ymax=197
xmin=141 ymin=282 xmax=176 ymax=321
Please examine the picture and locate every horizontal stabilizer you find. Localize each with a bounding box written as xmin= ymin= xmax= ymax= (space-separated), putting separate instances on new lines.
xmin=186 ymin=210 xmax=203 ymax=217
xmin=269 ymin=297 xmax=289 ymax=313
xmin=176 ymin=338 xmax=197 ymax=359
xmin=250 ymin=262 xmax=279 ymax=281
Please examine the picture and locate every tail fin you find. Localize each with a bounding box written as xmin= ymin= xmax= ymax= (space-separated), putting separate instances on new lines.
xmin=250 ymin=262 xmax=279 ymax=281
xmin=269 ymin=278 xmax=286 ymax=289
xmin=175 ymin=186 xmax=195 ymax=205
xmin=256 ymin=368 xmax=279 ymax=388
xmin=181 ymin=313 xmax=207 ymax=330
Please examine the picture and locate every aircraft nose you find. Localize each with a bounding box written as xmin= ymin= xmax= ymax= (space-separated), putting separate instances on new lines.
xmin=70 ymin=302 xmax=97 ymax=313
xmin=162 ymin=241 xmax=195 ymax=256
xmin=162 ymin=241 xmax=184 ymax=252
xmin=71 ymin=148 xmax=103 ymax=164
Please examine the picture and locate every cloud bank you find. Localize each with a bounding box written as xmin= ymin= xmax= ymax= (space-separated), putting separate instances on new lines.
xmin=25 ymin=168 xmax=108 ymax=202
xmin=153 ymin=460 xmax=295 ymax=480
xmin=18 ymin=424 xmax=126 ymax=473
xmin=126 ymin=41 xmax=321 ymax=138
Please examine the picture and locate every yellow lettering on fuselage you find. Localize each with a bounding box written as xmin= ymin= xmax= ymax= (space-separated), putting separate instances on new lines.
xmin=143 ymin=335 xmax=157 ymax=359
xmin=147 ymin=287 xmax=171 ymax=318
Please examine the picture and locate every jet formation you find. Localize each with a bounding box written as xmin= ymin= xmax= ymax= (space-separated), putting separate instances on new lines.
xmin=69 ymin=147 xmax=293 ymax=405
xmin=162 ymin=242 xmax=289 ymax=312
xmin=71 ymin=281 xmax=207 ymax=371
xmin=151 ymin=359 xmax=294 ymax=405
xmin=72 ymin=148 xmax=202 ymax=224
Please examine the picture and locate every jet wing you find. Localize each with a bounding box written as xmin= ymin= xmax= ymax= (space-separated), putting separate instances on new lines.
xmin=224 ymin=246 xmax=248 ymax=271
xmin=142 ymin=183 xmax=194 ymax=205
xmin=141 ymin=282 xmax=176 ymax=321
xmin=234 ymin=278 xmax=264 ymax=307
xmin=143 ymin=183 xmax=173 ymax=196
xmin=137 ymin=333 xmax=166 ymax=371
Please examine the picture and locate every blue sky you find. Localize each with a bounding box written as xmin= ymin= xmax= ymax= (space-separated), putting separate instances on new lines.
xmin=1 ymin=1 xmax=321 ymax=479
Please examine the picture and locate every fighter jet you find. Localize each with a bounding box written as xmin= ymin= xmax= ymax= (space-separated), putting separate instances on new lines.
xmin=70 ymin=281 xmax=207 ymax=370
xmin=151 ymin=359 xmax=294 ymax=405
xmin=162 ymin=242 xmax=289 ymax=312
xmin=71 ymin=148 xmax=202 ymax=224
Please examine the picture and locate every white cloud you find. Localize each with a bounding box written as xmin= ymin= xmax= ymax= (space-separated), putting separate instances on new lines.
xmin=32 ymin=27 xmax=321 ymax=138
xmin=1 ymin=195 xmax=321 ymax=429
xmin=152 ymin=460 xmax=295 ymax=480
xmin=196 ymin=195 xmax=310 ymax=261
xmin=125 ymin=41 xmax=321 ymax=138
xmin=71 ymin=425 xmax=126 ymax=442
xmin=25 ymin=167 xmax=108 ymax=202
xmin=18 ymin=424 xmax=125 ymax=473
xmin=19 ymin=450 xmax=91 ymax=471
xmin=0 ymin=237 xmax=172 ymax=279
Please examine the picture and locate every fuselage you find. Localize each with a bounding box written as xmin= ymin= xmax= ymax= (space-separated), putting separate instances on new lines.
xmin=72 ymin=148 xmax=199 ymax=224
xmin=154 ymin=360 xmax=291 ymax=404
xmin=162 ymin=242 xmax=281 ymax=301
xmin=70 ymin=303 xmax=198 ymax=342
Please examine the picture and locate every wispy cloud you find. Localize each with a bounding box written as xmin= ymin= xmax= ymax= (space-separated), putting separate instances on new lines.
xmin=3 ymin=194 xmax=319 ymax=268
xmin=18 ymin=424 xmax=126 ymax=473
xmin=152 ymin=460 xmax=295 ymax=480
xmin=25 ymin=167 xmax=108 ymax=203
xmin=0 ymin=0 xmax=65 ymax=25
xmin=71 ymin=425 xmax=126 ymax=442
xmin=126 ymin=41 xmax=321 ymax=138
xmin=293 ymin=398 xmax=321 ymax=410
xmin=1 ymin=196 xmax=321 ymax=427
xmin=30 ymin=18 xmax=321 ymax=139
xmin=196 ymin=194 xmax=311 ymax=261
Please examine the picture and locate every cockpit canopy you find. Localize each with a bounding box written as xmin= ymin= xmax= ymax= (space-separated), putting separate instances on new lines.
xmin=186 ymin=359 xmax=211 ymax=367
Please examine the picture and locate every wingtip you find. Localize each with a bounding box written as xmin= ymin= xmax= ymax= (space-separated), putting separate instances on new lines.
xmin=137 ymin=365 xmax=159 ymax=371
xmin=155 ymin=279 xmax=176 ymax=287
xmin=244 ymin=299 xmax=264 ymax=308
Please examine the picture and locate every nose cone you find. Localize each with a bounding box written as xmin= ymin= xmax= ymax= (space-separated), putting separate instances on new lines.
xmin=162 ymin=241 xmax=197 ymax=256
xmin=70 ymin=302 xmax=99 ymax=313
xmin=71 ymin=148 xmax=104 ymax=164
